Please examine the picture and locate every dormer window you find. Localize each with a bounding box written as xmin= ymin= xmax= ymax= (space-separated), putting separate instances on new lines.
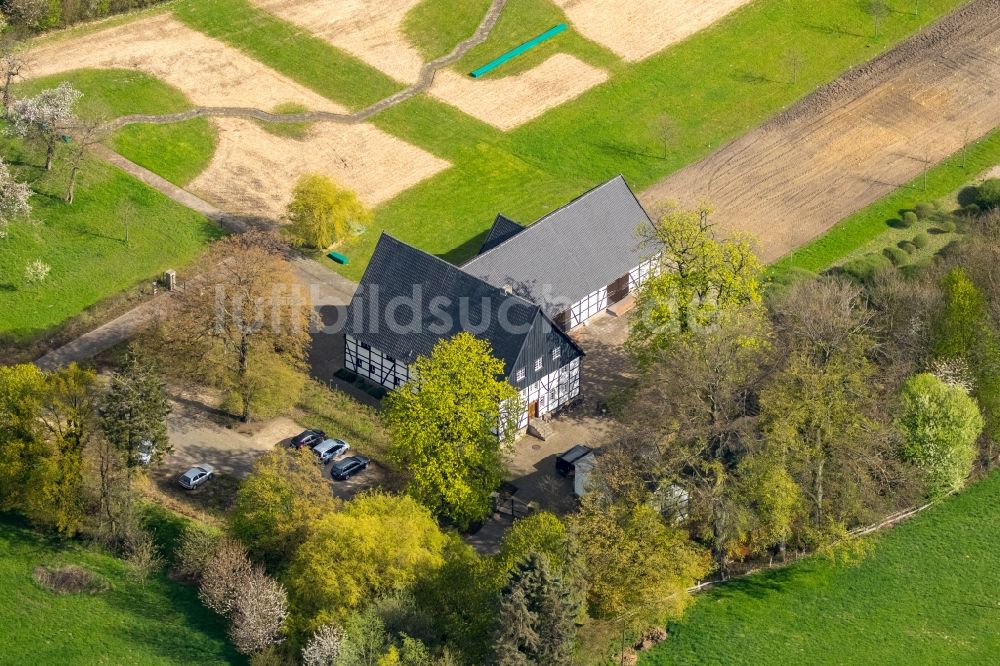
xmin=534 ymin=357 xmax=543 ymax=371
xmin=516 ymin=368 xmax=525 ymax=381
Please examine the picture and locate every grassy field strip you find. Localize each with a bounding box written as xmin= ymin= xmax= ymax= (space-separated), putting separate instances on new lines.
xmin=640 ymin=469 xmax=1000 ymax=664
xmin=172 ymin=0 xmax=402 ymax=111
xmin=772 ymin=126 xmax=1000 ymax=276
xmin=0 ymin=517 xmax=241 ymax=664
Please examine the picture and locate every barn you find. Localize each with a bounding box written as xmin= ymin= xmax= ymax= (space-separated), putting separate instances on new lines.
xmin=462 ymin=175 xmax=657 ymax=330
xmin=344 ymin=234 xmax=585 ymax=428
xmin=342 ymin=175 xmax=656 ymax=427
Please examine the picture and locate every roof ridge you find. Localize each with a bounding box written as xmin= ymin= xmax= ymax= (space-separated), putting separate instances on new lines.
xmin=372 ymin=231 xmax=541 ymax=312
xmin=464 ymin=175 xmax=629 ymax=265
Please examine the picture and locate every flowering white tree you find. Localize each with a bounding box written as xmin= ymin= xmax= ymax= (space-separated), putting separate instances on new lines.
xmin=6 ymin=82 xmax=82 ymax=170
xmin=301 ymin=624 xmax=344 ymax=666
xmin=228 ymin=566 xmax=288 ymax=655
xmin=0 ymin=156 xmax=30 ymax=238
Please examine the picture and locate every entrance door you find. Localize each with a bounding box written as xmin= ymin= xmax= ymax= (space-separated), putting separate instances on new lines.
xmin=528 ymin=401 xmax=539 ymax=420
xmin=606 ymin=274 xmax=629 ymax=305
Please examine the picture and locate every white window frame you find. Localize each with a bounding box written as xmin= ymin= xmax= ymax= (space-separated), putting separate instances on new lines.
xmin=516 ymin=368 xmax=525 ymax=381
xmin=552 ymin=348 xmax=560 ymax=361
xmin=534 ymin=357 xmax=543 ymax=371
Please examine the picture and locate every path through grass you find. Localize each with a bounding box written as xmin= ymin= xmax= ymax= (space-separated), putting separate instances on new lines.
xmin=640 ymin=469 xmax=1000 ymax=665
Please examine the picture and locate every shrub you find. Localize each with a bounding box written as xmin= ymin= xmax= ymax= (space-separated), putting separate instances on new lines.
xmin=914 ymin=202 xmax=935 ymax=219
xmin=838 ymin=253 xmax=891 ymax=282
xmin=963 ymin=202 xmax=980 ymax=216
xmin=977 ymin=177 xmax=1000 ymax=210
xmin=912 ymin=232 xmax=929 ymax=249
xmin=940 ymin=220 xmax=957 ymax=233
xmin=899 ymin=241 xmax=917 ymax=254
xmin=33 ymin=565 xmax=109 ymax=595
xmin=172 ymin=522 xmax=223 ymax=583
xmin=883 ymin=246 xmax=908 ymax=266
xmin=900 ymin=211 xmax=917 ymax=228
xmin=125 ymin=531 xmax=164 ymax=587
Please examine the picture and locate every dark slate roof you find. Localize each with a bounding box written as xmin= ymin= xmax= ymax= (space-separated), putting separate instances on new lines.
xmin=346 ymin=233 xmax=581 ymax=375
xmin=462 ymin=175 xmax=655 ymax=316
xmin=478 ymin=215 xmax=525 ymax=255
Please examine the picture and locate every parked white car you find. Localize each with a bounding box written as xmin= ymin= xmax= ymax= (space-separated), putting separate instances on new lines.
xmin=178 ymin=465 xmax=215 ymax=490
xmin=312 ymin=438 xmax=350 ymax=464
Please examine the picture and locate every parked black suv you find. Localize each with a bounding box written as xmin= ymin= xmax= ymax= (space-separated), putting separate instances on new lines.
xmin=331 ymin=455 xmax=371 ymax=481
xmin=291 ymin=429 xmax=326 ymax=449
xmin=555 ymin=444 xmax=593 ymax=477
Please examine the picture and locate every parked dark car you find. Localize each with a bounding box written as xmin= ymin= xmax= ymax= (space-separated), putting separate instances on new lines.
xmin=330 ymin=455 xmax=370 ymax=481
xmin=291 ymin=429 xmax=326 ymax=449
xmin=555 ymin=444 xmax=593 ymax=477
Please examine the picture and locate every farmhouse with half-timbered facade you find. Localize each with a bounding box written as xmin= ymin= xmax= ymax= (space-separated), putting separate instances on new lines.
xmin=343 ymin=175 xmax=657 ymax=427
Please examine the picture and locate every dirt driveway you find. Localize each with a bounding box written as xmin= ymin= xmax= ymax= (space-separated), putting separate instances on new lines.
xmin=641 ymin=0 xmax=1000 ymax=262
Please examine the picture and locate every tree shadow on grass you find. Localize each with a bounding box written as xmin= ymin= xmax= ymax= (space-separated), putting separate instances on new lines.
xmin=804 ymin=22 xmax=866 ymax=40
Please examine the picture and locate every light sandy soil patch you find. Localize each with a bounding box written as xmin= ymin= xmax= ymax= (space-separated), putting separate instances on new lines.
xmin=27 ymin=14 xmax=342 ymax=111
xmin=252 ymin=0 xmax=425 ymax=84
xmin=188 ymin=118 xmax=450 ymax=219
xmin=553 ymin=0 xmax=751 ymax=62
xmin=984 ymin=165 xmax=1000 ymax=179
xmin=641 ymin=0 xmax=1000 ymax=262
xmin=430 ymin=53 xmax=607 ymax=130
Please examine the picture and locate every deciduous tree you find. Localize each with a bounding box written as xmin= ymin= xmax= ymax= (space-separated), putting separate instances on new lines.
xmin=287 ymin=492 xmax=448 ymax=630
xmin=284 ymin=174 xmax=370 ymax=249
xmin=0 ymin=154 xmax=30 ymax=239
xmin=228 ymin=566 xmax=289 ymax=655
xmin=6 ymin=81 xmax=81 ymax=170
xmin=569 ymin=495 xmax=710 ymax=626
xmin=896 ymin=373 xmax=983 ymax=496
xmin=384 ymin=333 xmax=519 ymax=529
xmin=151 ymin=231 xmax=310 ymax=422
xmin=628 ymin=202 xmax=763 ymax=367
xmin=230 ymin=448 xmax=337 ymax=568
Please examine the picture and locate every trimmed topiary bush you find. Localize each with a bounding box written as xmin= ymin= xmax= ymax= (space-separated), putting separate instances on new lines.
xmin=912 ymin=232 xmax=929 ymax=249
xmin=900 ymin=211 xmax=917 ymax=228
xmin=899 ymin=241 xmax=917 ymax=254
xmin=837 ymin=253 xmax=892 ymax=282
xmin=914 ymin=202 xmax=935 ymax=220
xmin=940 ymin=220 xmax=957 ymax=233
xmin=883 ymin=246 xmax=908 ymax=266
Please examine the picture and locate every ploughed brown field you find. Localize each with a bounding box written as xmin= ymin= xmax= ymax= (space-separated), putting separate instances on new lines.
xmin=641 ymin=0 xmax=1000 ymax=262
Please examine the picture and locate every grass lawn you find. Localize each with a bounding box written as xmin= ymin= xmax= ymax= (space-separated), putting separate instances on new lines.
xmin=640 ymin=469 xmax=1000 ymax=665
xmin=772 ymin=127 xmax=1000 ymax=276
xmin=0 ymin=136 xmax=221 ymax=342
xmin=449 ymin=0 xmax=621 ymax=77
xmin=403 ymin=0 xmax=493 ymax=61
xmin=0 ymin=516 xmax=242 ymax=665
xmin=17 ymin=69 xmax=217 ymax=186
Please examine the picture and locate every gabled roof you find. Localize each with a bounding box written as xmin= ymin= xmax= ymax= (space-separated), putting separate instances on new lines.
xmin=345 ymin=233 xmax=581 ymax=375
xmin=462 ymin=175 xmax=655 ymax=316
xmin=478 ymin=214 xmax=525 ymax=255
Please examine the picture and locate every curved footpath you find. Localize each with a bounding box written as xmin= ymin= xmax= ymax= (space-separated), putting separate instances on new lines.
xmin=106 ymin=0 xmax=509 ymax=130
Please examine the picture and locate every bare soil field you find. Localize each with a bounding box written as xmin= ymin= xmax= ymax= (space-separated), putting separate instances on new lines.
xmin=188 ymin=118 xmax=450 ymax=218
xmin=27 ymin=14 xmax=342 ymax=111
xmin=251 ymin=0 xmax=425 ymax=84
xmin=552 ymin=0 xmax=752 ymax=62
xmin=641 ymin=0 xmax=1000 ymax=262
xmin=27 ymin=14 xmax=449 ymax=219
xmin=430 ymin=53 xmax=607 ymax=130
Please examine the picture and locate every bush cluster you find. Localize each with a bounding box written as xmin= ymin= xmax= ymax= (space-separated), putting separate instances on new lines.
xmin=1 ymin=0 xmax=169 ymax=33
xmin=883 ymin=246 xmax=908 ymax=266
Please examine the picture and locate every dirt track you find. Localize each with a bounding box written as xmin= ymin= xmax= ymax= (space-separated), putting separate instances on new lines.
xmin=641 ymin=0 xmax=1000 ymax=262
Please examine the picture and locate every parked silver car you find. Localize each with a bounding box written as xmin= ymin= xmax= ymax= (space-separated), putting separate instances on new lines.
xmin=178 ymin=464 xmax=215 ymax=490
xmin=312 ymin=438 xmax=350 ymax=464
